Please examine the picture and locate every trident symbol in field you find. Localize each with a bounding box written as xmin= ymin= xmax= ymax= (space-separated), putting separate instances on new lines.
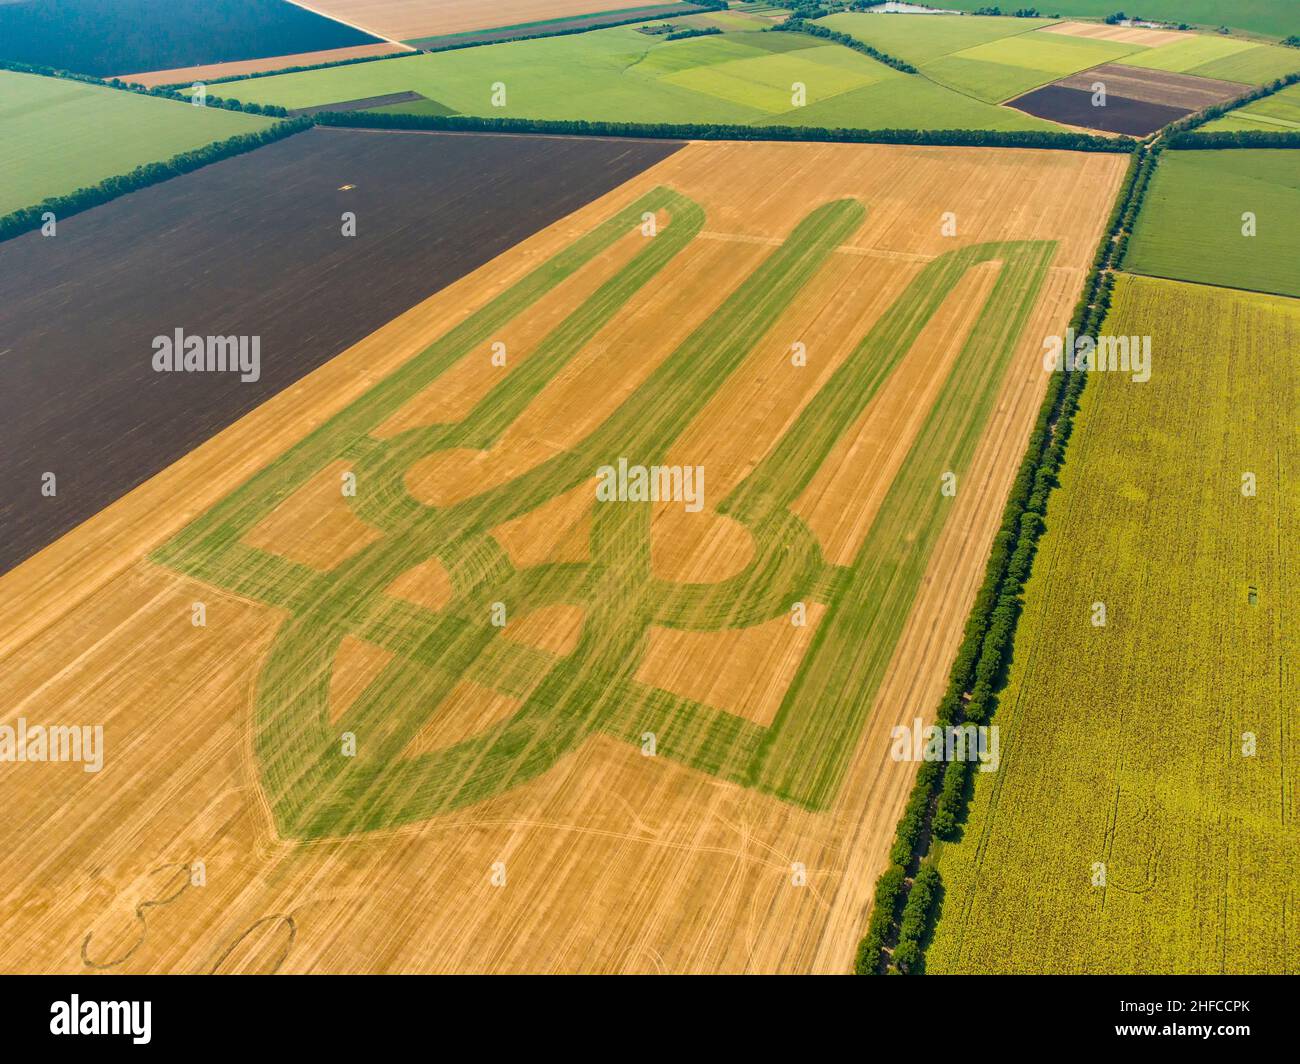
xmin=154 ymin=188 xmax=1054 ymax=840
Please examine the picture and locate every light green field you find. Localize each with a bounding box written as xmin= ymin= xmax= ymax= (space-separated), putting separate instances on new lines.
xmin=0 ymin=69 xmax=273 ymax=217
xmin=754 ymin=74 xmax=1052 ymax=131
xmin=1204 ymin=82 xmax=1300 ymax=130
xmin=819 ymin=13 xmax=1150 ymax=103
xmin=1188 ymin=43 xmax=1300 ymax=85
xmin=936 ymin=1 xmax=1300 ymax=39
xmin=926 ymin=31 xmax=1140 ymax=103
xmin=818 ymin=12 xmax=1058 ymax=65
xmin=152 ymin=186 xmax=1058 ymax=839
xmin=1126 ymin=150 xmax=1300 ymax=299
xmin=212 ymin=23 xmax=1057 ymax=131
xmin=1122 ymin=35 xmax=1300 ymax=84
xmin=662 ymin=45 xmax=886 ymax=112
xmin=928 ymin=273 xmax=1300 ymax=973
xmin=1116 ymin=33 xmax=1257 ymax=71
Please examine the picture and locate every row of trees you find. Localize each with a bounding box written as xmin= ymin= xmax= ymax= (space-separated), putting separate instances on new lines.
xmin=775 ymin=17 xmax=920 ymax=74
xmin=854 ymin=142 xmax=1155 ymax=975
xmin=0 ymin=118 xmax=311 ymax=244
xmin=1167 ymin=128 xmax=1300 ymax=148
xmin=892 ymin=864 xmax=941 ymax=973
xmin=314 ymin=108 xmax=1134 ymax=151
xmin=667 ymin=26 xmax=723 ymax=41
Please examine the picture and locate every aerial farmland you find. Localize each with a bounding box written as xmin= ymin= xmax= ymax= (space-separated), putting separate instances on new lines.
xmin=0 ymin=0 xmax=1297 ymax=1019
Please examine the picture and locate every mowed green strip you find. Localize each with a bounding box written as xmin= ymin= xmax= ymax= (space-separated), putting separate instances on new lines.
xmin=1204 ymin=81 xmax=1300 ymax=130
xmin=928 ymin=274 xmax=1300 ymax=973
xmin=743 ymin=240 xmax=1056 ymax=805
xmin=0 ymin=69 xmax=273 ymax=216
xmin=212 ymin=23 xmax=1057 ymax=131
xmin=1125 ymin=150 xmax=1300 ymax=299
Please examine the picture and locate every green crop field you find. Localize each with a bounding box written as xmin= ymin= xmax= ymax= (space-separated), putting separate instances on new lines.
xmin=1204 ymin=82 xmax=1300 ymax=131
xmin=211 ymin=23 xmax=1057 ymax=131
xmin=937 ymin=2 xmax=1300 ymax=39
xmin=151 ymin=186 xmax=1058 ymax=839
xmin=925 ymin=31 xmax=1139 ymax=102
xmin=1122 ymin=35 xmax=1300 ymax=84
xmin=0 ymin=69 xmax=273 ymax=217
xmin=928 ymin=274 xmax=1300 ymax=973
xmin=1125 ymin=150 xmax=1300 ymax=300
xmin=819 ymin=13 xmax=1156 ymax=103
xmin=818 ymin=12 xmax=1058 ymax=66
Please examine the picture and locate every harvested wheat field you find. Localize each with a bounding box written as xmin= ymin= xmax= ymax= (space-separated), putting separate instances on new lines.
xmin=1041 ymin=20 xmax=1188 ymax=48
xmin=302 ymin=0 xmax=677 ymax=43
xmin=0 ymin=138 xmax=1125 ymax=974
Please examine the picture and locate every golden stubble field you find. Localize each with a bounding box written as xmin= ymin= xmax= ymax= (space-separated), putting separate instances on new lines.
xmin=0 ymin=138 xmax=1125 ymax=973
xmin=299 ymin=0 xmax=658 ymax=42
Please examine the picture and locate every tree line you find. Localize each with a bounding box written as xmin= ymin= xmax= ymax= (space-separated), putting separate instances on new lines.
xmin=314 ymin=108 xmax=1134 ymax=151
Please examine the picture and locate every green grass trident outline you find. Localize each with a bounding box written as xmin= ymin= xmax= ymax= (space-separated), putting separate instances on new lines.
xmin=153 ymin=187 xmax=1055 ymax=839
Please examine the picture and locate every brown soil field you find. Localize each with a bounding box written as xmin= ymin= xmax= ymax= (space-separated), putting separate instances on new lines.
xmin=1009 ymin=84 xmax=1188 ymax=135
xmin=115 ymin=42 xmax=411 ymax=89
xmin=0 ymin=139 xmax=1125 ymax=974
xmin=0 ymin=127 xmax=681 ymax=575
xmin=1055 ymin=62 xmax=1247 ymax=109
xmin=303 ymin=0 xmax=687 ymax=42
xmin=1010 ymin=63 xmax=1246 ymax=135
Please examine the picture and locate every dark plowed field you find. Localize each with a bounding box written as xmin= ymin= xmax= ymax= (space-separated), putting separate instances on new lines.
xmin=1056 ymin=63 xmax=1246 ymax=111
xmin=0 ymin=0 xmax=380 ymax=78
xmin=0 ymin=127 xmax=682 ymax=573
xmin=1009 ymin=84 xmax=1189 ymax=136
